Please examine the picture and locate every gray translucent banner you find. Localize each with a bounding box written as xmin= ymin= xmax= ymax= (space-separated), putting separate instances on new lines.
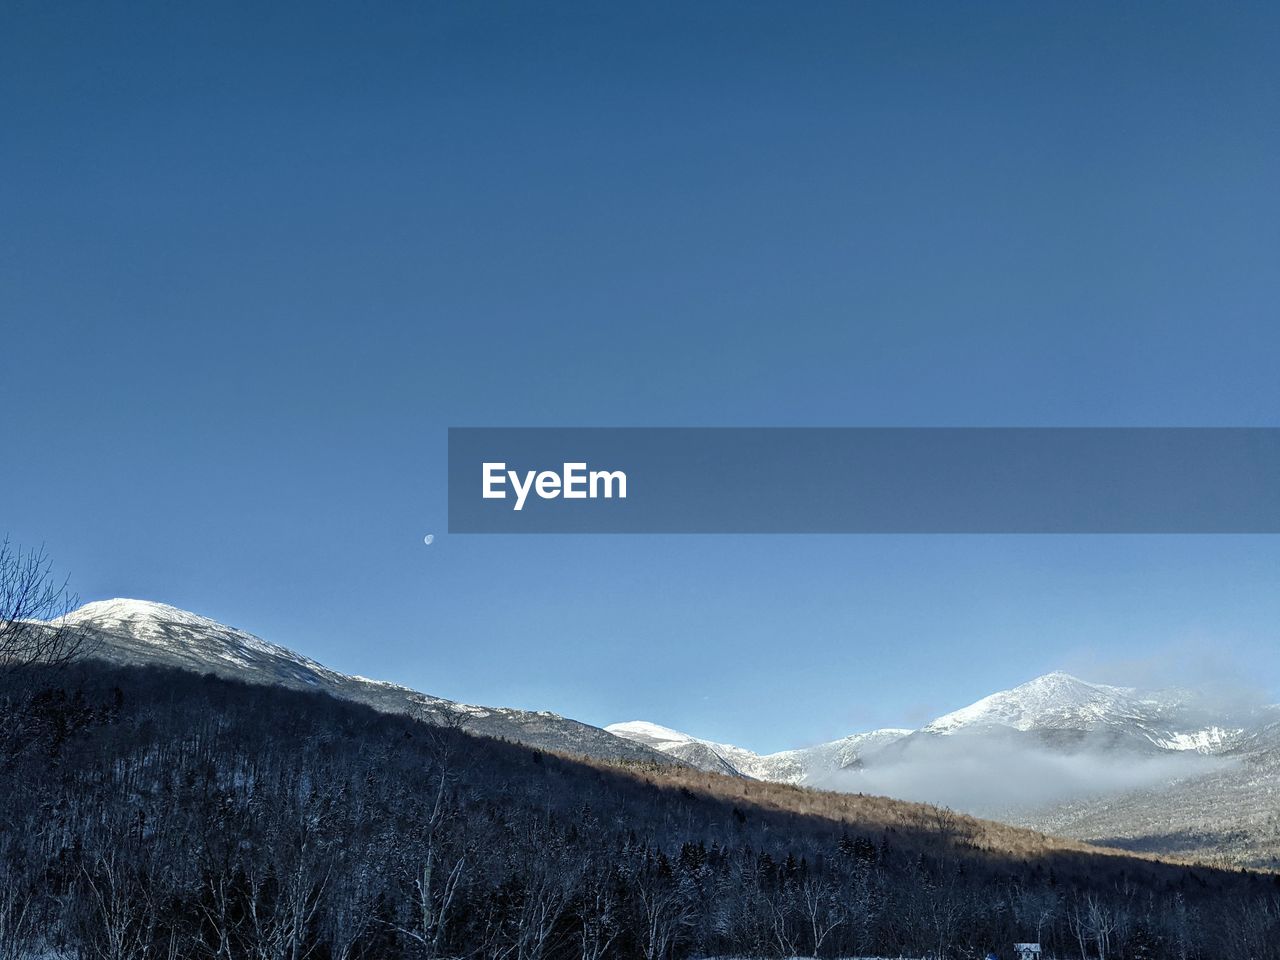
xmin=447 ymin=428 xmax=1280 ymax=533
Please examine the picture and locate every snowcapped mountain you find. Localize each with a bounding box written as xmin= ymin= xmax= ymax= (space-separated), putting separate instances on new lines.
xmin=603 ymin=721 xmax=754 ymax=776
xmin=609 ymin=670 xmax=1280 ymax=865
xmin=920 ymin=671 xmax=1252 ymax=753
xmin=51 ymin=599 xmax=676 ymax=766
xmin=601 ymin=720 xmax=843 ymax=780
xmin=606 ymin=719 xmax=913 ymax=784
xmin=60 ymin=599 xmax=355 ymax=689
xmin=611 ymin=670 xmax=1261 ymax=785
xmin=608 ymin=670 xmax=1276 ymax=831
xmin=923 ymin=671 xmax=1144 ymax=734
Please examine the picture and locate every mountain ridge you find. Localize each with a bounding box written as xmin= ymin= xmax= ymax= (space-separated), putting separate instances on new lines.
xmin=607 ymin=670 xmax=1280 ymax=866
xmin=608 ymin=670 xmax=1260 ymax=782
xmin=49 ymin=597 xmax=677 ymax=766
xmin=46 ymin=598 xmax=1280 ymax=865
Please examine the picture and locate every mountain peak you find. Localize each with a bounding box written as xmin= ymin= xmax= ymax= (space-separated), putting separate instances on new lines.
xmin=1021 ymin=670 xmax=1117 ymax=690
xmin=1031 ymin=670 xmax=1085 ymax=683
xmin=604 ymin=720 xmax=697 ymax=746
xmin=53 ymin=597 xmax=305 ymax=673
xmin=62 ymin=597 xmax=219 ymax=625
xmin=57 ymin=598 xmax=257 ymax=643
xmin=923 ymin=670 xmax=1139 ymax=735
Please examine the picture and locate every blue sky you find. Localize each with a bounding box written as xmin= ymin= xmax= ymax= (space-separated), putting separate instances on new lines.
xmin=3 ymin=2 xmax=1278 ymax=752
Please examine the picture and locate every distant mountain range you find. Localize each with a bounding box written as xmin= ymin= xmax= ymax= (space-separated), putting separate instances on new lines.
xmin=610 ymin=671 xmax=1267 ymax=783
xmin=46 ymin=598 xmax=1280 ymax=866
xmin=611 ymin=672 xmax=1280 ymax=867
xmin=606 ymin=719 xmax=916 ymax=784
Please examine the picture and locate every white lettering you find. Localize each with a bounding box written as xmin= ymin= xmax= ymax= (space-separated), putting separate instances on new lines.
xmin=535 ymin=470 xmax=561 ymax=499
xmin=482 ymin=463 xmax=507 ymax=499
xmin=509 ymin=469 xmax=536 ymax=512
xmin=484 ymin=462 xmax=626 ymax=510
xmin=590 ymin=469 xmax=627 ymax=500
xmin=562 ymin=462 xmax=587 ymax=499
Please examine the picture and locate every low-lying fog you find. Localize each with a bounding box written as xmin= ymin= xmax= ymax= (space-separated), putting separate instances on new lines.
xmin=814 ymin=733 xmax=1234 ymax=818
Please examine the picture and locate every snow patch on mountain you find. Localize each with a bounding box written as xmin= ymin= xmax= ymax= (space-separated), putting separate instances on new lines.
xmin=1151 ymin=726 xmax=1245 ymax=753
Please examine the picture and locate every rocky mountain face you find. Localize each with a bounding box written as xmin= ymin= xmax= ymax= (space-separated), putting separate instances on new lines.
xmin=52 ymin=598 xmax=676 ymax=766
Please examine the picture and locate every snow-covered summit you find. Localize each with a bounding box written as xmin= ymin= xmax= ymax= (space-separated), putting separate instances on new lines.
xmin=605 ymin=720 xmax=700 ymax=745
xmin=62 ymin=597 xmax=234 ymax=631
xmin=55 ymin=597 xmax=326 ymax=675
xmin=911 ymin=671 xmax=1254 ymax=758
xmin=923 ymin=671 xmax=1143 ymax=735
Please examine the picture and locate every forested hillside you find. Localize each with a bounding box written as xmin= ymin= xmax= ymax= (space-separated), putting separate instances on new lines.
xmin=2 ymin=663 xmax=1277 ymax=960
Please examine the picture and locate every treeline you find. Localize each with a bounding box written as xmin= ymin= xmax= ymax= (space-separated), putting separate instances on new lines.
xmin=1 ymin=664 xmax=1277 ymax=960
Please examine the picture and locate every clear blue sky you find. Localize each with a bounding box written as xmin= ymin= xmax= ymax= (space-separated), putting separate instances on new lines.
xmin=3 ymin=2 xmax=1278 ymax=752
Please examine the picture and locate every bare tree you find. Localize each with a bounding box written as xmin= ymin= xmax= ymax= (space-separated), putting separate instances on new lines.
xmin=922 ymin=869 xmax=968 ymax=960
xmin=198 ymin=873 xmax=242 ymax=960
xmin=1068 ymin=896 xmax=1091 ymax=960
xmin=395 ymin=713 xmax=469 ymax=959
xmin=0 ymin=537 xmax=93 ymax=672
xmin=1085 ymin=893 xmax=1118 ymax=960
xmin=0 ymin=872 xmax=36 ymax=960
xmin=634 ymin=868 xmax=694 ymax=960
xmin=799 ymin=877 xmax=846 ymax=958
xmin=0 ymin=539 xmax=97 ymax=762
xmin=763 ymin=881 xmax=800 ymax=959
xmin=244 ymin=850 xmax=331 ymax=960
xmin=1068 ymin=892 xmax=1119 ymax=960
xmin=81 ymin=852 xmax=160 ymax=960
xmin=1012 ymin=885 xmax=1060 ymax=947
xmin=577 ymin=873 xmax=621 ymax=960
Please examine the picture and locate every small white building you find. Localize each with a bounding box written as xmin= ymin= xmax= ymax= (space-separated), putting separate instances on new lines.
xmin=1014 ymin=943 xmax=1043 ymax=960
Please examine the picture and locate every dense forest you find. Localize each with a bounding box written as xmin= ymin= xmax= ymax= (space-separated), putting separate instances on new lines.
xmin=2 ymin=663 xmax=1278 ymax=960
